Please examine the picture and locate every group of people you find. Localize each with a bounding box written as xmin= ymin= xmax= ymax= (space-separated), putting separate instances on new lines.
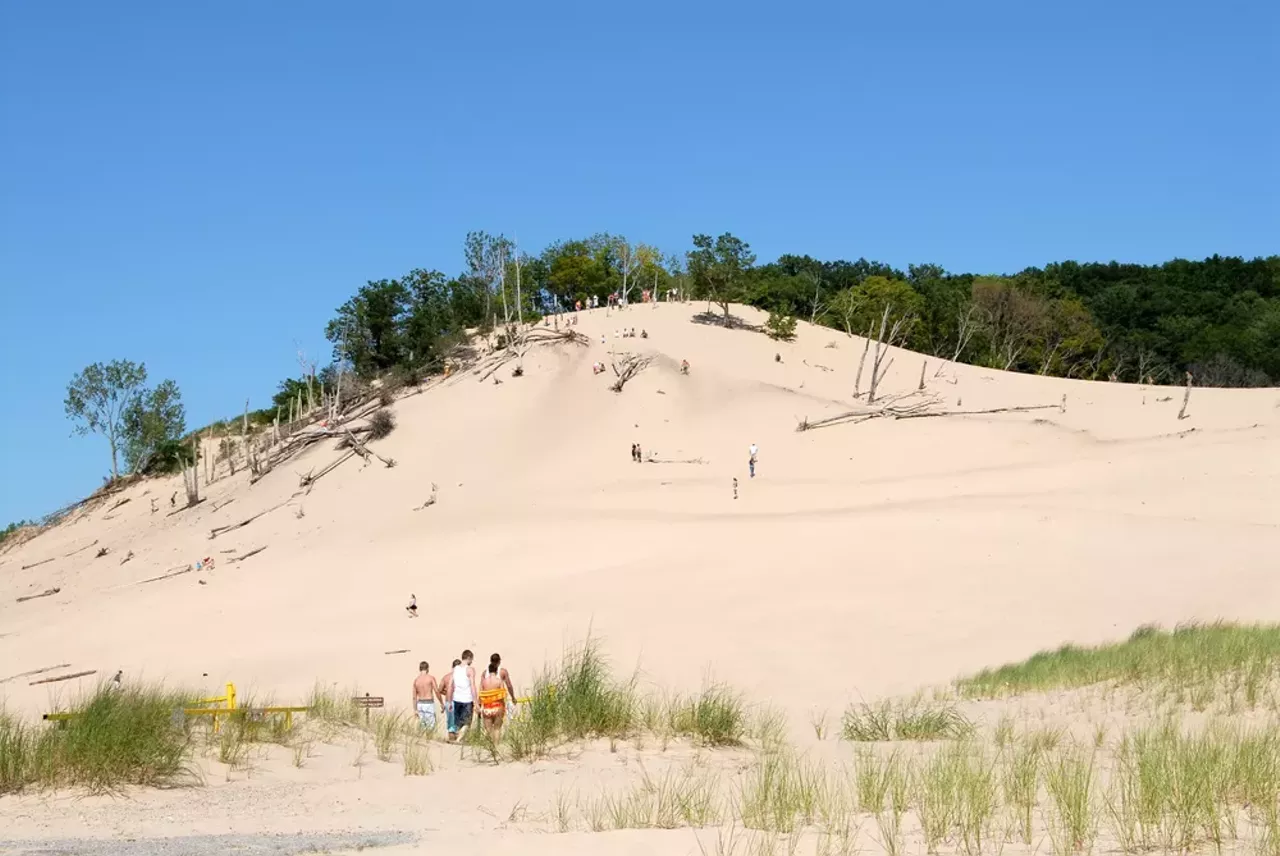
xmin=630 ymin=442 xmax=645 ymax=462
xmin=411 ymin=650 xmax=517 ymax=742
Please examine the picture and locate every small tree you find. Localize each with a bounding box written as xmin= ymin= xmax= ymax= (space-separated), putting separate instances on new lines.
xmin=65 ymin=360 xmax=149 ymax=480
xmin=687 ymin=233 xmax=756 ymax=324
xmin=123 ymin=379 xmax=186 ymax=473
xmin=765 ymin=311 xmax=798 ymax=341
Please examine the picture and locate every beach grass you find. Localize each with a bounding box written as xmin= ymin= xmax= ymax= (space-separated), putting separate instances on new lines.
xmin=667 ymin=684 xmax=749 ymax=747
xmin=958 ymin=622 xmax=1280 ymax=699
xmin=0 ymin=684 xmax=197 ymax=794
xmin=841 ymin=696 xmax=972 ymax=742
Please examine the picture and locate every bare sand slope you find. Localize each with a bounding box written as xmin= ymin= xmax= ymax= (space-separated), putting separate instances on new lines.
xmin=1 ymin=303 xmax=1278 ymax=851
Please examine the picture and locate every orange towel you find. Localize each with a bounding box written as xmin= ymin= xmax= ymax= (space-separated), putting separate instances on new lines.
xmin=479 ymin=687 xmax=507 ymax=716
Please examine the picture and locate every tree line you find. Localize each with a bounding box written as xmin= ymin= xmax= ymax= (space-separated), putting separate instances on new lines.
xmin=318 ymin=232 xmax=1280 ymax=388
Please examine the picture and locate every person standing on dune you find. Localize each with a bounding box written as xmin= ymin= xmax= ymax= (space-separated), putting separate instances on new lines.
xmin=448 ymin=650 xmax=478 ymax=742
xmin=749 ymin=443 xmax=759 ymax=478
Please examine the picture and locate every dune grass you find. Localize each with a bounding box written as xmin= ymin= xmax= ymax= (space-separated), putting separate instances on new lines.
xmin=841 ymin=697 xmax=972 ymax=742
xmin=0 ymin=684 xmax=197 ymax=794
xmin=667 ymin=685 xmax=749 ymax=747
xmin=958 ymin=622 xmax=1280 ymax=699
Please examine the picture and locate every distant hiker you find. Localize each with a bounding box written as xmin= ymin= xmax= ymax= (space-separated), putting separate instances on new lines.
xmin=439 ymin=659 xmax=462 ymax=733
xmin=406 ymin=593 xmax=418 ymax=618
xmin=733 ymin=478 xmax=738 ymax=500
xmin=413 ymin=661 xmax=441 ymax=731
xmin=630 ymin=443 xmax=637 ymax=461
xmin=641 ymin=329 xmax=648 ymax=339
xmin=636 ymin=443 xmax=643 ymax=462
xmin=448 ymin=650 xmax=477 ymax=742
xmin=749 ymin=443 xmax=759 ymax=478
xmin=478 ymin=653 xmax=517 ymax=740
xmin=111 ymin=670 xmax=123 ymax=691
xmin=680 ymin=359 xmax=690 ymax=375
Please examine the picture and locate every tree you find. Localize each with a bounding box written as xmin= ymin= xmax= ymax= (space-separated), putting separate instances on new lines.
xmin=687 ymin=233 xmax=756 ymax=324
xmin=65 ymin=359 xmax=149 ymax=479
xmin=122 ymin=379 xmax=186 ymax=473
xmin=765 ymin=311 xmax=798 ymax=341
xmin=324 ymin=279 xmax=412 ymax=377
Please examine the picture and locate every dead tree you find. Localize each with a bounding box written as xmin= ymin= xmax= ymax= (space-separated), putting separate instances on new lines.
xmin=609 ymin=352 xmax=653 ymax=392
xmin=918 ymin=360 xmax=927 ymax=391
xmin=1178 ymin=371 xmax=1193 ymax=420
xmin=853 ymin=324 xmax=873 ymax=397
xmin=867 ymin=304 xmax=909 ymax=404
xmin=181 ymin=436 xmax=200 ymax=507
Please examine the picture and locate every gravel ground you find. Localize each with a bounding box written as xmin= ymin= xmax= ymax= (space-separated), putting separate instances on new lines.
xmin=0 ymin=831 xmax=416 ymax=856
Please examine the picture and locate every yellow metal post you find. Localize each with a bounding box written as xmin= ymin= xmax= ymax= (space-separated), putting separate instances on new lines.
xmin=226 ymin=682 xmax=236 ymax=711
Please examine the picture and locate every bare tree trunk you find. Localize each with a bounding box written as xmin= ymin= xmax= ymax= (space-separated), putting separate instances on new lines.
xmin=918 ymin=360 xmax=927 ymax=391
xmin=182 ymin=435 xmax=200 ymax=506
xmin=854 ymin=324 xmax=873 ymax=398
xmin=867 ymin=304 xmax=906 ymax=404
xmin=1177 ymin=371 xmax=1193 ymax=419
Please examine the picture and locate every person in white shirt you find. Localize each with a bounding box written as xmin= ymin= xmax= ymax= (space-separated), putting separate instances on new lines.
xmin=748 ymin=443 xmax=759 ymax=478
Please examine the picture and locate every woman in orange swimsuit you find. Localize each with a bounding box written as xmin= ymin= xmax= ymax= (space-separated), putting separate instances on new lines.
xmin=478 ymin=653 xmax=516 ymax=740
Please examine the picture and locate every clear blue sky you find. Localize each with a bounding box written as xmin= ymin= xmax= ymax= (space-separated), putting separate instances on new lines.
xmin=1 ymin=0 xmax=1276 ymax=522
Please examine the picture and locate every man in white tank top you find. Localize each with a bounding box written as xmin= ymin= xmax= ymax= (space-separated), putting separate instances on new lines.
xmin=448 ymin=650 xmax=477 ymax=742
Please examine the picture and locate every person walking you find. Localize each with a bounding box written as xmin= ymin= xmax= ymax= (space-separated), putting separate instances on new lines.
xmin=748 ymin=443 xmax=759 ymax=478
xmin=733 ymin=477 xmax=738 ymax=500
xmin=412 ymin=661 xmax=441 ymax=731
xmin=448 ymin=650 xmax=478 ymax=742
xmin=478 ymin=653 xmax=518 ymax=741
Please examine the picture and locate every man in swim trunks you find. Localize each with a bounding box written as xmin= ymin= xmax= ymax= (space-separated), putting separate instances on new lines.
xmin=411 ymin=661 xmax=441 ymax=731
xmin=448 ymin=650 xmax=478 ymax=742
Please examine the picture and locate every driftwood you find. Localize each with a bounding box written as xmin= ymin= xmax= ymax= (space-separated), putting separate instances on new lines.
xmin=107 ymin=497 xmax=132 ymax=512
xmin=797 ymin=400 xmax=1060 ymax=432
xmin=137 ymin=564 xmax=193 ymax=585
xmin=1 ymin=663 xmax=72 ymax=685
xmin=803 ymin=360 xmax=833 ymax=372
xmin=22 ymin=538 xmax=102 ymax=570
xmin=344 ymin=430 xmax=396 ymax=468
xmin=227 ymin=546 xmax=267 ymax=564
xmin=20 ymin=557 xmax=54 ymax=570
xmin=385 ymin=649 xmax=410 ymax=655
xmin=209 ymin=498 xmax=292 ymax=539
xmin=211 ymin=498 xmax=236 ymax=512
xmin=610 ymin=353 xmax=653 ymax=392
xmin=1178 ymin=371 xmax=1193 ymax=420
xmin=646 ymin=456 xmax=708 ymax=465
xmin=30 ymin=669 xmax=96 ymax=686
xmin=95 ymin=547 xmax=109 ymax=558
xmin=16 ymin=587 xmax=60 ymax=603
xmin=413 ymin=483 xmax=440 ymax=511
xmin=120 ymin=550 xmax=135 ymax=565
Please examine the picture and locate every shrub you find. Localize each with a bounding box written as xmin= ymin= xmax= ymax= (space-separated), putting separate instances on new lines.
xmin=367 ymin=409 xmax=396 ymax=441
xmin=765 ymin=311 xmax=797 ymax=342
xmin=667 ymin=685 xmax=747 ymax=747
xmin=841 ymin=697 xmax=972 ymax=742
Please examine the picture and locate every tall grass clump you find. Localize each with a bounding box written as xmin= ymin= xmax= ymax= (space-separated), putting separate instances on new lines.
xmin=587 ymin=766 xmax=720 ymax=830
xmin=958 ymin=622 xmax=1280 ymax=699
xmin=307 ymin=682 xmax=361 ymax=725
xmin=739 ymin=750 xmax=833 ymax=833
xmin=1045 ymin=746 xmax=1097 ymax=855
xmin=842 ymin=697 xmax=972 ymax=742
xmin=502 ymin=636 xmax=638 ymax=760
xmin=1 ymin=685 xmax=196 ymax=793
xmin=667 ymin=684 xmax=748 ymax=747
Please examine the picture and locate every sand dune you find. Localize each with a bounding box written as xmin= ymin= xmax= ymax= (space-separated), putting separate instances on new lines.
xmin=2 ymin=303 xmax=1278 ymax=851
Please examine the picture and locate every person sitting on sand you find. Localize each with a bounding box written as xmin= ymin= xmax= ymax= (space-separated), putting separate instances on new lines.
xmin=412 ymin=661 xmax=441 ymax=731
xmin=448 ymin=650 xmax=478 ymax=742
xmin=681 ymin=359 xmax=690 ymax=375
xmin=406 ymin=593 xmax=418 ymax=618
xmin=478 ymin=653 xmax=517 ymax=740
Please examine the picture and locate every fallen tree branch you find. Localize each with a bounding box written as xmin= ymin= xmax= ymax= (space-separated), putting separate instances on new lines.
xmin=30 ymin=669 xmax=96 ymax=686
xmin=797 ymin=401 xmax=1059 ymax=432
xmin=16 ymin=587 xmax=61 ymax=603
xmin=20 ymin=557 xmax=55 ymax=570
xmin=227 ymin=546 xmax=267 ymax=564
xmin=645 ymin=456 xmax=708 ymax=465
xmin=209 ymin=498 xmax=292 ymax=539
xmin=344 ymin=430 xmax=396 ymax=468
xmin=166 ymin=498 xmax=206 ymax=517
xmin=107 ymin=497 xmax=132 ymax=512
xmin=137 ymin=565 xmax=193 ymax=585
xmin=1 ymin=663 xmax=72 ymax=685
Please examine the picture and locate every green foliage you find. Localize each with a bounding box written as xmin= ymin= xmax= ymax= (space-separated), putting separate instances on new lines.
xmin=688 ymin=232 xmax=756 ymax=322
xmin=841 ymin=697 xmax=973 ymax=742
xmin=0 ymin=520 xmax=35 ymax=547
xmin=140 ymin=438 xmax=197 ymax=476
xmin=957 ymin=621 xmax=1280 ymax=698
xmin=123 ymin=379 xmax=186 ymax=473
xmin=765 ymin=311 xmax=797 ymax=341
xmin=64 ymin=359 xmax=149 ymax=478
xmin=0 ymin=684 xmax=196 ymax=794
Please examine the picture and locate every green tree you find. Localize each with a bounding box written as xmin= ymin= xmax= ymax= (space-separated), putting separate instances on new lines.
xmin=122 ymin=379 xmax=186 ymax=473
xmin=324 ymin=279 xmax=412 ymax=377
xmin=65 ymin=359 xmax=149 ymax=479
xmin=687 ymin=233 xmax=756 ymax=324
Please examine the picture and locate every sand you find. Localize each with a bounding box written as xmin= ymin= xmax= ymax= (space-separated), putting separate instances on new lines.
xmin=2 ymin=303 xmax=1278 ymax=852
